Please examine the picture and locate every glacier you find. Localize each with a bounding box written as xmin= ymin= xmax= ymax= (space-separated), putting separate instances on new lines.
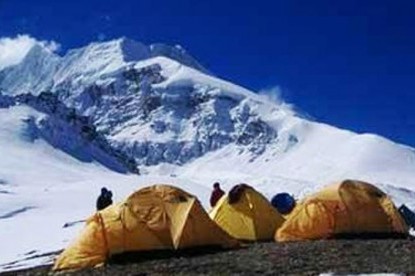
xmin=0 ymin=37 xmax=415 ymax=271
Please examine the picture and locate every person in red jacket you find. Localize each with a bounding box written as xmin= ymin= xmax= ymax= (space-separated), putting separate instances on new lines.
xmin=210 ymin=182 xmax=225 ymax=207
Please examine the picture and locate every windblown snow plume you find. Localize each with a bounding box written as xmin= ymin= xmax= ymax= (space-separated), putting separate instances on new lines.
xmin=258 ymin=86 xmax=295 ymax=117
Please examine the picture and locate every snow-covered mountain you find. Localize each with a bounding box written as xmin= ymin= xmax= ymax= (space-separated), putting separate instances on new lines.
xmin=1 ymin=38 xmax=291 ymax=167
xmin=1 ymin=37 xmax=415 ymax=271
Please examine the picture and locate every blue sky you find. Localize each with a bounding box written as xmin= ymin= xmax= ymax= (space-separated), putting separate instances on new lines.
xmin=0 ymin=0 xmax=414 ymax=146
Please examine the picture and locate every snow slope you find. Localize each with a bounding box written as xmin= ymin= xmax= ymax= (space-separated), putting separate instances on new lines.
xmin=0 ymin=105 xmax=213 ymax=270
xmin=1 ymin=38 xmax=415 ymax=271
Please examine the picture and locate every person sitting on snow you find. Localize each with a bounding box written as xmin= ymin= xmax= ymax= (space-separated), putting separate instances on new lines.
xmin=96 ymin=187 xmax=113 ymax=211
xmin=210 ymin=182 xmax=225 ymax=207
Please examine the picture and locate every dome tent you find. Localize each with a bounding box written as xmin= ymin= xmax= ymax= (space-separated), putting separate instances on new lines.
xmin=209 ymin=184 xmax=285 ymax=241
xmin=53 ymin=185 xmax=238 ymax=271
xmin=276 ymin=180 xmax=408 ymax=242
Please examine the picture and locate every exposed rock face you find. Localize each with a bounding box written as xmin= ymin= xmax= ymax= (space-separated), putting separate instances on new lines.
xmin=0 ymin=38 xmax=284 ymax=167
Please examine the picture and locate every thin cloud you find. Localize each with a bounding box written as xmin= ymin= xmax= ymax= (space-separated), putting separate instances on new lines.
xmin=0 ymin=34 xmax=60 ymax=71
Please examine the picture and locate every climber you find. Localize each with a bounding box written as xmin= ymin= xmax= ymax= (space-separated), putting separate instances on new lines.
xmin=96 ymin=187 xmax=113 ymax=211
xmin=210 ymin=182 xmax=225 ymax=207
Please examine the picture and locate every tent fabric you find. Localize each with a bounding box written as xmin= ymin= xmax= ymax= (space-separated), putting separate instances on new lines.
xmin=275 ymin=180 xmax=408 ymax=242
xmin=53 ymin=185 xmax=238 ymax=271
xmin=209 ymin=185 xmax=285 ymax=241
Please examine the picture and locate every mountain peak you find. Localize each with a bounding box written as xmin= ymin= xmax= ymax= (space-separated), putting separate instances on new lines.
xmin=0 ymin=37 xmax=209 ymax=96
xmin=67 ymin=37 xmax=207 ymax=72
xmin=22 ymin=43 xmax=60 ymax=63
xmin=0 ymin=43 xmax=60 ymax=95
xmin=118 ymin=38 xmax=151 ymax=62
xmin=80 ymin=37 xmax=151 ymax=63
xmin=149 ymin=42 xmax=208 ymax=73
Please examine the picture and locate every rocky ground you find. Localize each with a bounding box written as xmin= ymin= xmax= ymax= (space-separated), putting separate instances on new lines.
xmin=4 ymin=239 xmax=415 ymax=275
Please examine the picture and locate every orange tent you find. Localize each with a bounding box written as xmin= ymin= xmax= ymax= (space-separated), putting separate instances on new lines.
xmin=276 ymin=180 xmax=408 ymax=242
xmin=54 ymin=185 xmax=238 ymax=271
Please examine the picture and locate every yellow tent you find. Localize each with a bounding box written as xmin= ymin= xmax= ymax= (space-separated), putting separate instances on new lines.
xmin=209 ymin=184 xmax=285 ymax=241
xmin=53 ymin=185 xmax=238 ymax=271
xmin=276 ymin=180 xmax=408 ymax=242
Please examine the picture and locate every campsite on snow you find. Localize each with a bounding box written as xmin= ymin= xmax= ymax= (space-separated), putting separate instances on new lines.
xmin=0 ymin=36 xmax=415 ymax=275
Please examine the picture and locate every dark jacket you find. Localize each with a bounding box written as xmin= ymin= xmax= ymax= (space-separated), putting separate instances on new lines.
xmin=210 ymin=187 xmax=225 ymax=207
xmin=96 ymin=193 xmax=113 ymax=211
